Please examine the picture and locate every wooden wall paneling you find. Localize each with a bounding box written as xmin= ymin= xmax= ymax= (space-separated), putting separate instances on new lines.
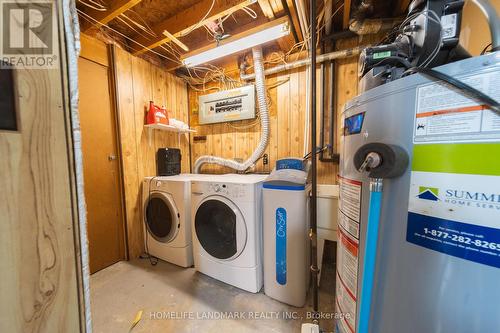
xmin=166 ymin=73 xmax=178 ymax=149
xmin=80 ymin=34 xmax=109 ymax=66
xmin=114 ymin=47 xmax=143 ymax=259
xmin=221 ymin=124 xmax=237 ymax=173
xmin=297 ymin=68 xmax=307 ymax=159
xmin=152 ymin=66 xmax=169 ymax=152
xmin=131 ymin=56 xmax=154 ymax=179
xmin=289 ymin=68 xmax=302 ymax=158
xmin=276 ymin=71 xmax=291 ymax=160
xmin=0 ymin=6 xmax=83 ymax=330
xmin=265 ymin=73 xmax=279 ymax=173
xmin=190 ymin=90 xmax=210 ymax=173
xmin=87 ymin=36 xmax=192 ymax=259
xmin=176 ymin=78 xmax=191 ymax=173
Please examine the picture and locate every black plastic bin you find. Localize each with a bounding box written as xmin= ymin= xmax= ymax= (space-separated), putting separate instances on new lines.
xmin=156 ymin=148 xmax=181 ymax=176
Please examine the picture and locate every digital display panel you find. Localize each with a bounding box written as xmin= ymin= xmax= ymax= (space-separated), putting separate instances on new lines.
xmin=344 ymin=112 xmax=365 ymax=136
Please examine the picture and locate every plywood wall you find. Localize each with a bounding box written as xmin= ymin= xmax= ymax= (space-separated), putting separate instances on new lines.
xmin=113 ymin=46 xmax=190 ymax=258
xmin=0 ymin=1 xmax=84 ymax=331
xmin=189 ymin=66 xmax=337 ymax=183
xmin=189 ymin=36 xmax=379 ymax=184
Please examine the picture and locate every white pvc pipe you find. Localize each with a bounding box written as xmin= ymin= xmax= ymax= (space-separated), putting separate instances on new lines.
xmin=194 ymin=46 xmax=270 ymax=173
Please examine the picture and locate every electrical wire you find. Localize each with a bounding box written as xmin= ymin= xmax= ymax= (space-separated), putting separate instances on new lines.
xmin=481 ymin=42 xmax=493 ymax=55
xmin=77 ymin=9 xmax=181 ymax=64
xmin=140 ymin=177 xmax=159 ymax=266
xmin=176 ymin=0 xmax=216 ymax=38
xmin=403 ymin=67 xmax=500 ymax=114
xmin=78 ymin=0 xmax=106 ymax=11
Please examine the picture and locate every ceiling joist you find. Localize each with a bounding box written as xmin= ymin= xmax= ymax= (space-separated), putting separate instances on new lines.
xmin=343 ymin=0 xmax=352 ymax=29
xmin=81 ymin=0 xmax=143 ymax=33
xmin=132 ymin=0 xmax=258 ymax=56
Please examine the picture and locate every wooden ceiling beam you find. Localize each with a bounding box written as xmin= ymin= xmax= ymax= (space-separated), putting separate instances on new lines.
xmin=132 ymin=0 xmax=258 ymax=56
xmin=257 ymin=0 xmax=275 ymax=19
xmin=81 ymin=0 xmax=142 ymax=33
xmin=343 ymin=0 xmax=352 ymax=29
xmin=395 ymin=0 xmax=412 ymax=15
xmin=258 ymin=0 xmax=302 ymax=43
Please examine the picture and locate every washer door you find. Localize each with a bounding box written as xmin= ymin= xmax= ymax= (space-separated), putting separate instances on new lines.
xmin=144 ymin=192 xmax=179 ymax=243
xmin=195 ymin=196 xmax=247 ymax=260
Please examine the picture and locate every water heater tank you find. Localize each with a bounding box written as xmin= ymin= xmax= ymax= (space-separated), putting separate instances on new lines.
xmin=335 ymin=52 xmax=500 ymax=333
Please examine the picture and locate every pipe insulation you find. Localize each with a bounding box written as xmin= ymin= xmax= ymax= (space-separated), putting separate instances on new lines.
xmin=193 ymin=46 xmax=269 ymax=173
xmin=62 ymin=0 xmax=92 ymax=331
xmin=241 ymin=46 xmax=364 ymax=81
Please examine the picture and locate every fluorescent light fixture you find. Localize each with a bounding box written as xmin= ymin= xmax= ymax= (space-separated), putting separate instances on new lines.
xmin=182 ymin=20 xmax=290 ymax=67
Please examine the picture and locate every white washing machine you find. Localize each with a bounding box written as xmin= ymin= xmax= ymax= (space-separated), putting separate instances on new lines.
xmin=142 ymin=174 xmax=211 ymax=267
xmin=191 ymin=174 xmax=268 ymax=293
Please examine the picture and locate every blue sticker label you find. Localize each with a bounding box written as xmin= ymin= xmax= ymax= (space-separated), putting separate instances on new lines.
xmin=276 ymin=207 xmax=287 ymax=285
xmin=407 ymin=212 xmax=500 ymax=268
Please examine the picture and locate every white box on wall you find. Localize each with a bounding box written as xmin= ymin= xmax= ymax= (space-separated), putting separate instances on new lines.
xmin=198 ymin=85 xmax=255 ymax=125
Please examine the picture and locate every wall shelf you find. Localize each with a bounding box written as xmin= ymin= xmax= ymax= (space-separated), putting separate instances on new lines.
xmin=144 ymin=123 xmax=196 ymax=133
xmin=144 ymin=123 xmax=195 ymax=147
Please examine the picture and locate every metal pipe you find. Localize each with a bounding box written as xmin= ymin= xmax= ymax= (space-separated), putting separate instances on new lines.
xmin=349 ymin=18 xmax=402 ymax=35
xmin=309 ymin=0 xmax=319 ymax=318
xmin=319 ymin=57 xmax=326 ymax=158
xmin=323 ymin=29 xmax=357 ymax=41
xmin=328 ymin=60 xmax=339 ymax=161
xmin=319 ymin=59 xmax=339 ymax=162
xmin=471 ymin=0 xmax=500 ymax=50
xmin=240 ymin=46 xmax=364 ymax=81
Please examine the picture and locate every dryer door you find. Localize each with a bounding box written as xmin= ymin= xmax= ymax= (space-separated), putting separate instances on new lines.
xmin=194 ymin=196 xmax=247 ymax=260
xmin=144 ymin=192 xmax=180 ymax=243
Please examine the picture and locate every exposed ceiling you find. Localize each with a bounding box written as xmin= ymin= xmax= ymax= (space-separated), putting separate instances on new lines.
xmin=76 ymin=0 xmax=411 ymax=71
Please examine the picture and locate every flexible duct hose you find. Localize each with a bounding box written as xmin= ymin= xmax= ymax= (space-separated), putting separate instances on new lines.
xmin=194 ymin=46 xmax=270 ymax=173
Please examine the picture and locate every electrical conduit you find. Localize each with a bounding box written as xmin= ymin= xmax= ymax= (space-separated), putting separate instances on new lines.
xmin=194 ymin=46 xmax=269 ymax=173
xmin=358 ymin=178 xmax=383 ymax=333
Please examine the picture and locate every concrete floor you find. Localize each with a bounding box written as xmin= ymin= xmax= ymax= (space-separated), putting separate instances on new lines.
xmin=90 ymin=258 xmax=336 ymax=333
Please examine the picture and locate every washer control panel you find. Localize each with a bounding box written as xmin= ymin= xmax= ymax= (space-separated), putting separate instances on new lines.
xmin=192 ymin=182 xmax=248 ymax=199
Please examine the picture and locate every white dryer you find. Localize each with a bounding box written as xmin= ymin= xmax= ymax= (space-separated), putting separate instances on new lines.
xmin=191 ymin=174 xmax=268 ymax=293
xmin=142 ymin=174 xmax=211 ymax=267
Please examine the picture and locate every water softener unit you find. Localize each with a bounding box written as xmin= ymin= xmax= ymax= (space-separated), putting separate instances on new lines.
xmin=335 ymin=52 xmax=500 ymax=333
xmin=263 ymin=158 xmax=309 ymax=307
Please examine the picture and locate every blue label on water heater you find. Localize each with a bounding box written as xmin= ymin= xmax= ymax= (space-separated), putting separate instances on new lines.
xmin=276 ymin=208 xmax=287 ymax=285
xmin=407 ymin=212 xmax=500 ymax=269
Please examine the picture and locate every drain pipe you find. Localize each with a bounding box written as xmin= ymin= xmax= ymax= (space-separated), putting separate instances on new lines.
xmin=193 ymin=46 xmax=269 ymax=173
xmin=240 ymin=46 xmax=364 ymax=81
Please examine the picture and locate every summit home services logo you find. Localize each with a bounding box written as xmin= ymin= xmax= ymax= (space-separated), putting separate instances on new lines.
xmin=417 ymin=186 xmax=440 ymax=201
xmin=1 ymin=1 xmax=57 ymax=69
